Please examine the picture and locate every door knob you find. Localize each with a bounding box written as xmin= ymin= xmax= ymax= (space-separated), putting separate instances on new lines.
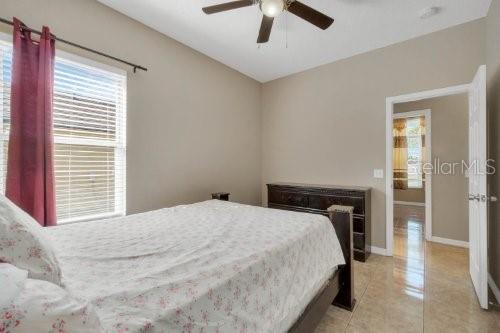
xmin=469 ymin=194 xmax=480 ymax=201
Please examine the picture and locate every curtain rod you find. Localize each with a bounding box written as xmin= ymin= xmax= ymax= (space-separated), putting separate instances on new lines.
xmin=0 ymin=17 xmax=148 ymax=73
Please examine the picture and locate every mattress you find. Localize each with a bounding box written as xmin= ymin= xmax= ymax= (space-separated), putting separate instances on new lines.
xmin=45 ymin=200 xmax=345 ymax=333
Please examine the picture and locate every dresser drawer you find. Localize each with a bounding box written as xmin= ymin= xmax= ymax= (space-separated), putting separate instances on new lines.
xmin=269 ymin=190 xmax=309 ymax=208
xmin=308 ymin=194 xmax=364 ymax=215
xmin=353 ymin=232 xmax=365 ymax=250
xmin=353 ymin=217 xmax=364 ymax=233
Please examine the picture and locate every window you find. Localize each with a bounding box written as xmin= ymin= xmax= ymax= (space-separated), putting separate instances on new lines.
xmin=405 ymin=117 xmax=423 ymax=188
xmin=0 ymin=40 xmax=126 ymax=223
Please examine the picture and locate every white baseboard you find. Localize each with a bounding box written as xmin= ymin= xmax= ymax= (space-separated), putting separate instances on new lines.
xmin=488 ymin=274 xmax=500 ymax=304
xmin=430 ymin=236 xmax=469 ymax=248
xmin=371 ymin=246 xmax=388 ymax=256
xmin=394 ymin=201 xmax=425 ymax=207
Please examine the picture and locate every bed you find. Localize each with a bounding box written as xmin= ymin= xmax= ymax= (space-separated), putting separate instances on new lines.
xmin=42 ymin=200 xmax=352 ymax=332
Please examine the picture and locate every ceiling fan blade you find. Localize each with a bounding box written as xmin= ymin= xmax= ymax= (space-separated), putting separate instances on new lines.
xmin=257 ymin=15 xmax=274 ymax=44
xmin=202 ymin=0 xmax=255 ymax=14
xmin=287 ymin=1 xmax=334 ymax=30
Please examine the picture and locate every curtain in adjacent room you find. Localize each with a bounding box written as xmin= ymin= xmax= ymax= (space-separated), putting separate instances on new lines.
xmin=6 ymin=18 xmax=56 ymax=227
xmin=393 ymin=118 xmax=408 ymax=190
xmin=419 ymin=116 xmax=426 ymax=184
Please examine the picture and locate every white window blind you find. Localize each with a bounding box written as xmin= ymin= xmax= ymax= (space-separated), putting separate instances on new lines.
xmin=0 ymin=40 xmax=127 ymax=223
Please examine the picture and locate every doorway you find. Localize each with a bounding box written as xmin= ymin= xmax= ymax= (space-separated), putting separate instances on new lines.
xmin=385 ymin=66 xmax=490 ymax=309
xmin=392 ymin=109 xmax=432 ymax=242
xmin=385 ymin=84 xmax=469 ymax=257
xmin=391 ymin=110 xmax=431 ymax=273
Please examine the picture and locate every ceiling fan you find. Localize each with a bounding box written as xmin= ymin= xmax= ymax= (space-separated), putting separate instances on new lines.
xmin=202 ymin=0 xmax=334 ymax=44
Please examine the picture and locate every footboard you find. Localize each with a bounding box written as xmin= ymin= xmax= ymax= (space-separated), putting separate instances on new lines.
xmin=288 ymin=204 xmax=356 ymax=333
xmin=328 ymin=205 xmax=355 ymax=311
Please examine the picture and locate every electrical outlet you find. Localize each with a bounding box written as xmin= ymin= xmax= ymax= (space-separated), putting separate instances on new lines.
xmin=373 ymin=169 xmax=384 ymax=179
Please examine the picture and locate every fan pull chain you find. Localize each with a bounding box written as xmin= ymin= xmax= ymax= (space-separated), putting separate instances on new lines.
xmin=285 ymin=10 xmax=288 ymax=48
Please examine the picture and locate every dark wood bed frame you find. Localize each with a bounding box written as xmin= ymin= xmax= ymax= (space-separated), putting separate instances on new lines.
xmin=288 ymin=205 xmax=355 ymax=333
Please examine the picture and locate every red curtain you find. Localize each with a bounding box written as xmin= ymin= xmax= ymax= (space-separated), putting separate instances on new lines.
xmin=6 ymin=18 xmax=56 ymax=227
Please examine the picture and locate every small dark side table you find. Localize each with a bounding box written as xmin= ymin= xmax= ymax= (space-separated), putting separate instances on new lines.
xmin=212 ymin=192 xmax=230 ymax=201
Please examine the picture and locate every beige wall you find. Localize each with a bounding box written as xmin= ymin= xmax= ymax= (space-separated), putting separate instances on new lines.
xmin=1 ymin=0 xmax=495 ymax=266
xmin=0 ymin=0 xmax=262 ymax=213
xmin=394 ymin=95 xmax=469 ymax=242
xmin=394 ymin=189 xmax=425 ymax=203
xmin=486 ymin=0 xmax=500 ymax=289
xmin=262 ymin=19 xmax=485 ymax=248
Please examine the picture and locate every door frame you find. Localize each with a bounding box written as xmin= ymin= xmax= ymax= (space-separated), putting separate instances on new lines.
xmin=385 ymin=84 xmax=470 ymax=256
xmin=393 ymin=109 xmax=432 ymax=243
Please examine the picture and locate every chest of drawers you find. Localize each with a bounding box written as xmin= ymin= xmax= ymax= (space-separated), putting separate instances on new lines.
xmin=267 ymin=182 xmax=371 ymax=262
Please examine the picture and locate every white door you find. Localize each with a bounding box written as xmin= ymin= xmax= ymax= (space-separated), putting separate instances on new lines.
xmin=468 ymin=65 xmax=488 ymax=309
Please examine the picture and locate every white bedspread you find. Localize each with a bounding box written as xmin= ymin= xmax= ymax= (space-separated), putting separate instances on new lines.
xmin=45 ymin=200 xmax=345 ymax=333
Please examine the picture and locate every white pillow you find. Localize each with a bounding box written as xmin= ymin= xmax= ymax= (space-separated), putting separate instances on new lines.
xmin=0 ymin=265 xmax=102 ymax=333
xmin=0 ymin=195 xmax=61 ymax=285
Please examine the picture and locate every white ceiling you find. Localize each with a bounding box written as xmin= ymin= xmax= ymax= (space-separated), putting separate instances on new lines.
xmin=98 ymin=0 xmax=492 ymax=82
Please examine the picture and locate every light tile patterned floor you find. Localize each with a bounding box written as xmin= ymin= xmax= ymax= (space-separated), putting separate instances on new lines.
xmin=315 ymin=204 xmax=500 ymax=332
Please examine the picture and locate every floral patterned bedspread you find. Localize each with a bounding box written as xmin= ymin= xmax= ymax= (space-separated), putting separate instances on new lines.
xmin=45 ymin=200 xmax=345 ymax=333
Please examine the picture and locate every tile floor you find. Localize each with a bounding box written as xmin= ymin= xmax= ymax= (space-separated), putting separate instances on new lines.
xmin=315 ymin=204 xmax=500 ymax=332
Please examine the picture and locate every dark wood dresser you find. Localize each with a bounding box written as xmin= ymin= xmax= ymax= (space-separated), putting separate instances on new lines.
xmin=267 ymin=182 xmax=371 ymax=262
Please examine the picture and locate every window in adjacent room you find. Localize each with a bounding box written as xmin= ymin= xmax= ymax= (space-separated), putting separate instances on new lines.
xmin=393 ymin=115 xmax=425 ymax=190
xmin=405 ymin=117 xmax=425 ymax=188
xmin=0 ymin=39 xmax=127 ymax=223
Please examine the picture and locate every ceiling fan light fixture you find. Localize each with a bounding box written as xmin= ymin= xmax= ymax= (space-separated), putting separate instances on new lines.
xmin=260 ymin=0 xmax=285 ymax=18
xmin=202 ymin=0 xmax=335 ymax=44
